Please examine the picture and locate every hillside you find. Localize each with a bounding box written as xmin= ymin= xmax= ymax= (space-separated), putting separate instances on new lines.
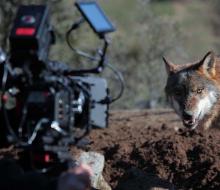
xmin=1 ymin=0 xmax=220 ymax=109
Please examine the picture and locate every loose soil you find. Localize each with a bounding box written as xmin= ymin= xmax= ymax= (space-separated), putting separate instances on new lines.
xmin=82 ymin=109 xmax=220 ymax=190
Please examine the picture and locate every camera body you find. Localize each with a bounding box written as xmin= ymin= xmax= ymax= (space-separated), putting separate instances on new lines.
xmin=0 ymin=3 xmax=114 ymax=171
xmin=9 ymin=5 xmax=53 ymax=65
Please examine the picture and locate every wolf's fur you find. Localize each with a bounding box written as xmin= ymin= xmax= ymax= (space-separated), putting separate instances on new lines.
xmin=163 ymin=51 xmax=220 ymax=129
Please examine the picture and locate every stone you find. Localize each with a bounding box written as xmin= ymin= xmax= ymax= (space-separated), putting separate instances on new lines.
xmin=76 ymin=151 xmax=111 ymax=190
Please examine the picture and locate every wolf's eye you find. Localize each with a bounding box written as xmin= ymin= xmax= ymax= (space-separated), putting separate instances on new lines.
xmin=197 ymin=88 xmax=204 ymax=94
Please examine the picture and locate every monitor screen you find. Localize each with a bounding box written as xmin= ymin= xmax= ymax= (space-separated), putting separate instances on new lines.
xmin=76 ymin=2 xmax=115 ymax=34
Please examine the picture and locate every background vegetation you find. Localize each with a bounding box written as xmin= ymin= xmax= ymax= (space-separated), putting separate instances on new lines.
xmin=0 ymin=0 xmax=220 ymax=109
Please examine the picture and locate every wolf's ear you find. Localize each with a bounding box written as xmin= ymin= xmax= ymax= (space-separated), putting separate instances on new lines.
xmin=199 ymin=51 xmax=215 ymax=76
xmin=163 ymin=57 xmax=175 ymax=75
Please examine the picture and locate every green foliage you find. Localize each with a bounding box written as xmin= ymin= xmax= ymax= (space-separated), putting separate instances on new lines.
xmin=99 ymin=1 xmax=182 ymax=109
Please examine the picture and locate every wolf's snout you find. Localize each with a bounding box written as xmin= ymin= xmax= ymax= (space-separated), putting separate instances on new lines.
xmin=182 ymin=111 xmax=196 ymax=127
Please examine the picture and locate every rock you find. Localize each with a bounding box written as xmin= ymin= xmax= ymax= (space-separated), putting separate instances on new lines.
xmin=76 ymin=151 xmax=111 ymax=190
xmin=97 ymin=174 xmax=112 ymax=190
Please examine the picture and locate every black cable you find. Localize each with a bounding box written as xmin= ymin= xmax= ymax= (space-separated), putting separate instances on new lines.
xmin=106 ymin=62 xmax=125 ymax=103
xmin=1 ymin=62 xmax=18 ymax=142
xmin=18 ymin=100 xmax=28 ymax=138
xmin=65 ymin=19 xmax=99 ymax=62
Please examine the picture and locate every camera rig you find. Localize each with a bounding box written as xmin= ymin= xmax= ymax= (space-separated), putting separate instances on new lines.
xmin=0 ymin=1 xmax=124 ymax=173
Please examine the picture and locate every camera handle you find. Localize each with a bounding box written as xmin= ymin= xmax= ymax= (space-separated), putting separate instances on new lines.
xmin=64 ymin=18 xmax=109 ymax=75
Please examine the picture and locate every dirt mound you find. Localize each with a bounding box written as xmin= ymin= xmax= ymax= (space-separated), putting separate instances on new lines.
xmin=84 ymin=109 xmax=220 ymax=189
xmin=135 ymin=128 xmax=220 ymax=189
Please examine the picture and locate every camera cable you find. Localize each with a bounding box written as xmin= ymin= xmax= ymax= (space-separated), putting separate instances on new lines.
xmin=105 ymin=62 xmax=125 ymax=103
xmin=28 ymin=118 xmax=49 ymax=145
xmin=66 ymin=18 xmax=100 ymax=62
xmin=1 ymin=61 xmax=19 ymax=143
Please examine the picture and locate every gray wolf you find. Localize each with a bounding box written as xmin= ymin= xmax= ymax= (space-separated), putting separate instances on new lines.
xmin=163 ymin=51 xmax=220 ymax=130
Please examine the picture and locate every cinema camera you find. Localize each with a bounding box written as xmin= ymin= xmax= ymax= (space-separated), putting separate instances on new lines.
xmin=0 ymin=1 xmax=124 ymax=172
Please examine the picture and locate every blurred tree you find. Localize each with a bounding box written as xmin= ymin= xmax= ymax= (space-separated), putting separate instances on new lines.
xmin=0 ymin=0 xmax=19 ymax=48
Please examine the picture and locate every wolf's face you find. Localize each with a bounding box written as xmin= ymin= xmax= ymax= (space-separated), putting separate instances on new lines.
xmin=164 ymin=52 xmax=220 ymax=129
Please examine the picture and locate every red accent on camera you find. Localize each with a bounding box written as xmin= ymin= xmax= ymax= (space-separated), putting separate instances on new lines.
xmin=2 ymin=94 xmax=8 ymax=102
xmin=44 ymin=154 xmax=50 ymax=163
xmin=16 ymin=27 xmax=36 ymax=36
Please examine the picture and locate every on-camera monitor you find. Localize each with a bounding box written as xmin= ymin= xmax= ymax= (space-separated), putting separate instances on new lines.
xmin=76 ymin=1 xmax=115 ymax=35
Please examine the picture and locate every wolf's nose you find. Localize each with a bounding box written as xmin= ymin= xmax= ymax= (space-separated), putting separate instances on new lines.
xmin=183 ymin=111 xmax=193 ymax=120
